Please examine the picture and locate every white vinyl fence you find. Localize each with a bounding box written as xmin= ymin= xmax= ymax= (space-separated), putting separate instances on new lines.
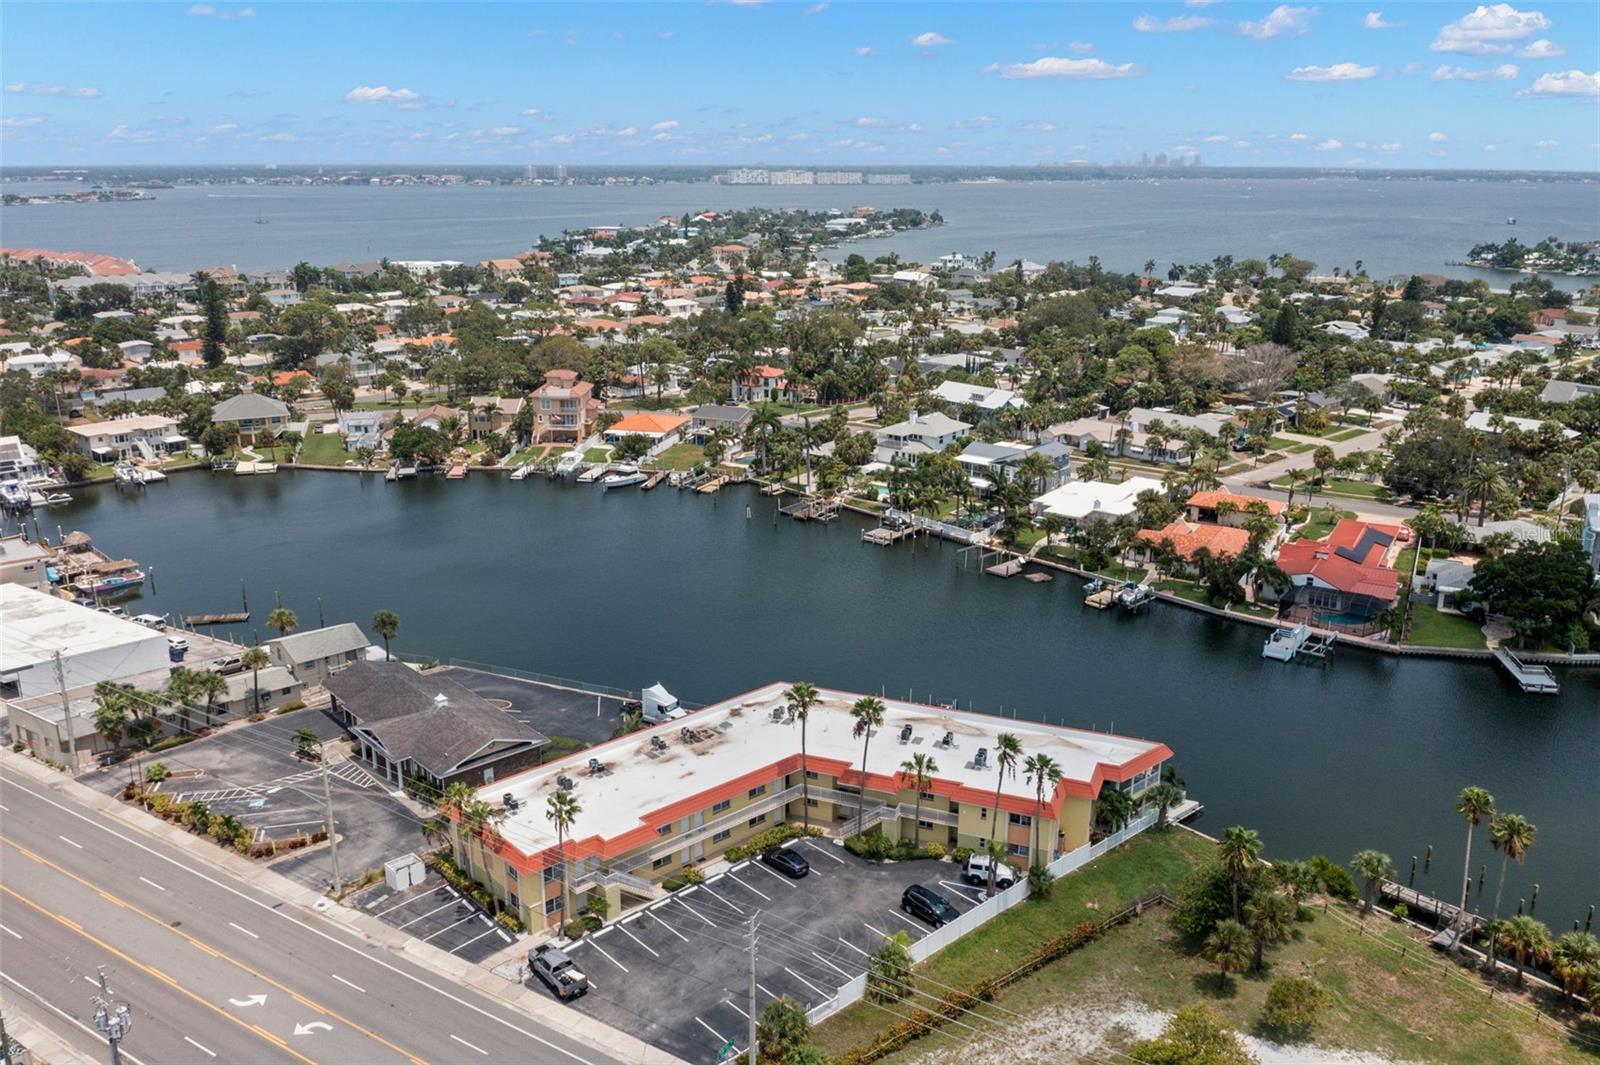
xmin=806 ymin=808 xmax=1159 ymax=1024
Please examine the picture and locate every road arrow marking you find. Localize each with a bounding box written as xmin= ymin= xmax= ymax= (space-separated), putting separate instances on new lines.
xmin=229 ymin=994 xmax=268 ymax=1007
xmin=293 ymin=1022 xmax=334 ymax=1036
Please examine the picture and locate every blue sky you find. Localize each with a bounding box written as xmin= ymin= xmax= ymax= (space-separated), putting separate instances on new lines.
xmin=2 ymin=2 xmax=1597 ymax=169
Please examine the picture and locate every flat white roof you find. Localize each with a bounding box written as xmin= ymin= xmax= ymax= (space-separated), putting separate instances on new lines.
xmin=1032 ymin=476 xmax=1165 ymax=521
xmin=485 ymin=681 xmax=1168 ymax=856
xmin=0 ymin=585 xmax=165 ymax=673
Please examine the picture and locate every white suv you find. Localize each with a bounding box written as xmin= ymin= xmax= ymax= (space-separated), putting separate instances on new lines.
xmin=962 ymin=853 xmax=1017 ymax=889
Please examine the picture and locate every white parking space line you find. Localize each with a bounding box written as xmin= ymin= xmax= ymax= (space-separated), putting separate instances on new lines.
xmin=587 ymin=939 xmax=630 ymax=973
xmin=228 ymin=921 xmax=259 ymax=939
xmin=674 ymin=899 xmax=718 ymax=928
xmin=784 ymin=967 xmax=828 ymax=998
xmin=837 ymin=938 xmax=870 ymax=957
xmin=450 ymin=1033 xmax=488 ymax=1056
xmin=811 ymin=951 xmax=854 ymax=978
xmin=885 ymin=910 xmax=926 ymax=935
xmin=183 ymin=1036 xmax=217 ymax=1058
xmin=756 ymin=982 xmax=780 ymax=1001
xmin=138 ymin=876 xmax=165 ymax=892
xmin=649 ymin=911 xmax=691 ymax=943
xmin=332 ymin=974 xmax=366 ymax=993
xmin=938 ymin=880 xmax=982 ymax=906
xmin=863 ymin=922 xmax=891 ymax=941
xmin=699 ymin=884 xmax=744 ymax=914
xmin=722 ymin=998 xmax=750 ymax=1019
xmin=695 ymin=1017 xmax=729 ymax=1044
xmin=802 ymin=840 xmax=846 ymax=864
xmin=617 ymin=923 xmax=661 ymax=957
xmin=423 ymin=913 xmax=479 ymax=942
xmin=753 ymin=861 xmax=797 ymax=887
xmin=377 ymin=886 xmax=455 ymax=918
xmin=397 ymin=898 xmax=464 ymax=929
xmin=726 ymin=872 xmax=771 ymax=901
xmin=452 ymin=925 xmax=505 ymax=954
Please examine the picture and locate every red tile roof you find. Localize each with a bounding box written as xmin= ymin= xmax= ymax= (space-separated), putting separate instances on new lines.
xmin=1187 ymin=489 xmax=1286 ymax=517
xmin=1137 ymin=520 xmax=1250 ymax=561
xmin=1276 ymin=519 xmax=1401 ymax=602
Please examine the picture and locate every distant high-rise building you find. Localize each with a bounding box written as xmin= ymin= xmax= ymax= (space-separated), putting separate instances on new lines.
xmin=524 ymin=163 xmax=536 ymax=180
xmin=815 ymin=171 xmax=864 ymax=185
xmin=865 ymin=173 xmax=912 ymax=185
xmin=725 ymin=168 xmax=770 ymax=185
xmin=769 ymin=169 xmax=815 ymax=185
xmin=553 ymin=164 xmax=567 ymax=181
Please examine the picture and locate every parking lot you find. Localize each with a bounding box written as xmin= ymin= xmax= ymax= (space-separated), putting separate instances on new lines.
xmin=347 ymin=868 xmax=515 ymax=963
xmin=554 ymin=838 xmax=987 ymax=1064
xmin=441 ymin=667 xmax=629 ymax=746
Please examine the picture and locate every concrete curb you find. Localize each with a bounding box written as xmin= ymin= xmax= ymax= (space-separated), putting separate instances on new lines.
xmin=1 ymin=1000 xmax=99 ymax=1065
xmin=1 ymin=752 xmax=687 ymax=1065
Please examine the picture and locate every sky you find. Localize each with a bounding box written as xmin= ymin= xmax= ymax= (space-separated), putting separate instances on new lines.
xmin=2 ymin=1 xmax=1597 ymax=170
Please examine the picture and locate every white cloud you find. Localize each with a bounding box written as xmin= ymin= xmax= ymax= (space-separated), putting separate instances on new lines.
xmin=485 ymin=126 xmax=520 ymax=137
xmin=1314 ymin=138 xmax=1343 ymax=150
xmin=1401 ymin=62 xmax=1422 ymax=75
xmin=854 ymin=46 xmax=874 ymax=57
xmin=804 ymin=2 xmax=828 ymax=12
xmin=1185 ymin=0 xmax=1218 ymax=5
xmin=1133 ymin=14 xmax=1212 ymax=32
xmin=650 ymin=120 xmax=679 ymax=132
xmin=0 ymin=115 xmax=45 ymax=129
xmin=1428 ymin=131 xmax=1448 ymax=142
xmin=1378 ymin=141 xmax=1402 ymax=151
xmin=1289 ymin=132 xmax=1310 ymax=141
xmin=1239 ymin=6 xmax=1316 ymax=41
xmin=4 ymin=82 xmax=101 ymax=98
xmin=911 ymin=31 xmax=954 ymax=47
xmin=1018 ymin=121 xmax=1060 ymax=132
xmin=1519 ymin=39 xmax=1564 ymax=58
xmin=207 ymin=122 xmax=239 ymax=134
xmin=520 ymin=107 xmax=545 ymax=117
xmin=1286 ymin=62 xmax=1380 ymax=81
xmin=344 ymin=85 xmax=425 ymax=108
xmin=985 ymin=56 xmax=1143 ymax=79
xmin=260 ymin=132 xmax=296 ymax=143
xmin=1363 ymin=11 xmax=1396 ymax=28
xmin=1068 ymin=41 xmax=1095 ymax=53
xmin=1432 ymin=63 xmax=1518 ymax=80
xmin=1430 ymin=4 xmax=1549 ymax=55
xmin=1518 ymin=69 xmax=1600 ymax=97
xmin=900 ymin=122 xmax=924 ymax=132
xmin=1233 ymin=139 xmax=1252 ymax=148
xmin=615 ymin=126 xmax=637 ymax=137
xmin=1535 ymin=138 xmax=1558 ymax=147
xmin=1483 ymin=143 xmax=1498 ymax=151
xmin=1202 ymin=133 xmax=1230 ymax=143
xmin=549 ymin=133 xmax=574 ymax=145
xmin=854 ymin=115 xmax=885 ymax=127
xmin=187 ymin=4 xmax=254 ymax=18
xmin=949 ymin=115 xmax=998 ymax=129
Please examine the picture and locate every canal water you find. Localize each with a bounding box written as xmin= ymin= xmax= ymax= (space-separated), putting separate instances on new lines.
xmin=21 ymin=471 xmax=1600 ymax=927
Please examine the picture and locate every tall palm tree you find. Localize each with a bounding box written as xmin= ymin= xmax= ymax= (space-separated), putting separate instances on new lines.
xmin=1022 ymin=753 xmax=1061 ymax=866
xmin=1452 ymin=786 xmax=1495 ymax=952
xmin=371 ymin=610 xmax=400 ymax=661
xmin=1550 ymin=931 xmax=1600 ymax=1006
xmin=1465 ymin=462 xmax=1508 ymax=527
xmin=1147 ymin=780 xmax=1184 ymax=830
xmin=1349 ymin=849 xmax=1394 ymax=915
xmin=985 ymin=733 xmax=1023 ymax=896
xmin=1243 ymin=891 xmax=1296 ymax=971
xmin=1484 ymin=813 xmax=1536 ymax=974
xmin=782 ymin=682 xmax=820 ymax=833
xmin=437 ymin=781 xmax=474 ymax=859
xmin=1219 ymin=826 xmax=1263 ymax=922
xmin=181 ymin=669 xmax=229 ymax=726
xmin=266 ymin=605 xmax=299 ymax=639
xmin=1204 ymin=919 xmax=1253 ymax=989
xmin=545 ymin=790 xmax=582 ymax=929
xmin=899 ymin=753 xmax=938 ymax=849
xmin=847 ymin=697 xmax=885 ymax=838
xmin=240 ymin=646 xmax=271 ymax=716
xmin=1501 ymin=914 xmax=1551 ymax=987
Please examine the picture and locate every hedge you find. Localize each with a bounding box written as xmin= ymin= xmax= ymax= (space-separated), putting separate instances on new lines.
xmin=724 ymin=823 xmax=824 ymax=863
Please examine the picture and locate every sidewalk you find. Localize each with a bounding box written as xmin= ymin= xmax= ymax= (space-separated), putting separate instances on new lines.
xmin=1 ymin=751 xmax=687 ymax=1065
xmin=0 ymin=994 xmax=100 ymax=1065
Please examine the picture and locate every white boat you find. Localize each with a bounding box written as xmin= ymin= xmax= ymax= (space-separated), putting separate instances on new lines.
xmin=554 ymin=450 xmax=584 ymax=477
xmin=599 ymin=466 xmax=647 ymax=490
xmin=43 ymin=491 xmax=73 ymax=506
xmin=113 ymin=464 xmax=144 ymax=487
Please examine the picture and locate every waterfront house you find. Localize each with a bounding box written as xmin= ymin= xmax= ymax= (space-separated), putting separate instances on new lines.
xmin=955 ymin=441 xmax=1071 ymax=493
xmin=1031 ymin=476 xmax=1165 ymax=524
xmin=875 ymin=411 xmax=971 ymax=461
xmin=323 ymin=660 xmax=548 ymax=790
xmin=603 ymin=412 xmax=689 ymax=443
xmin=531 ymin=368 xmax=597 ymax=444
xmin=1185 ymin=489 xmax=1286 ymax=526
xmin=267 ymin=622 xmax=370 ymax=689
xmin=0 ymin=435 xmax=47 ymax=483
xmin=1582 ymin=494 xmax=1600 ymax=573
xmin=210 ymin=392 xmax=291 ymax=444
xmin=216 ymin=666 xmax=303 ymax=720
xmin=336 ymin=410 xmax=385 ymax=451
xmin=1136 ymin=519 xmax=1250 ymax=570
xmin=1411 ymin=558 xmax=1476 ymax=607
xmin=466 ymin=395 xmax=524 ymax=441
xmin=1273 ymin=519 xmax=1402 ymax=633
xmin=688 ymin=404 xmax=753 ymax=443
xmin=459 ymin=681 xmax=1172 ymax=930
xmin=65 ymin=414 xmax=185 ymax=462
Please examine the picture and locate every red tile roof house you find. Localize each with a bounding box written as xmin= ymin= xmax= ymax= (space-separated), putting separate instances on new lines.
xmin=732 ymin=364 xmax=813 ymax=405
xmin=1136 ymin=519 xmax=1251 ymax=574
xmin=1186 ymin=489 xmax=1286 ymax=527
xmin=1272 ymin=519 xmax=1403 ymax=635
xmin=530 ymin=368 xmax=597 ymax=443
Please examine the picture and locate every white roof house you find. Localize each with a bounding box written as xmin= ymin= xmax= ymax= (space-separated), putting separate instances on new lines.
xmin=876 ymin=411 xmax=971 ymax=456
xmin=1031 ymin=476 xmax=1166 ymax=522
xmin=1464 ymin=410 xmax=1579 ymax=440
xmin=931 ymin=380 xmax=1026 ymax=413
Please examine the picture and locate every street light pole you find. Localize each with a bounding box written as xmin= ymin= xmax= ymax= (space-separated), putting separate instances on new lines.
xmin=747 ymin=915 xmax=759 ymax=1065
xmin=92 ymin=966 xmax=132 ymax=1065
xmin=320 ymin=745 xmax=342 ymax=897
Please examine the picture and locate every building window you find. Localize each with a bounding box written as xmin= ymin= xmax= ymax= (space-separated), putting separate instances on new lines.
xmin=506 ymin=892 xmax=519 ymax=913
xmin=920 ymin=790 xmax=936 ymax=802
xmin=505 ymin=863 xmax=519 ymax=882
xmin=748 ymin=813 xmax=767 ymax=828
xmin=1007 ymin=843 xmax=1029 ymax=858
xmin=543 ymin=864 xmax=560 ymax=882
xmin=712 ymin=829 xmax=731 ymax=844
xmin=652 ymin=855 xmax=673 ymax=870
xmin=979 ymin=807 xmax=988 ymax=820
xmin=712 ymin=799 xmax=732 ymax=813
xmin=544 ymin=896 xmax=562 ymax=915
xmin=918 ymin=819 xmax=935 ymax=830
xmin=805 ymin=770 xmax=820 ymax=780
xmin=805 ymin=798 xmax=820 ymax=807
xmin=748 ymin=785 xmax=766 ymax=798
xmin=1008 ymin=813 xmax=1033 ymax=827
xmin=657 ymin=824 xmax=672 ymax=836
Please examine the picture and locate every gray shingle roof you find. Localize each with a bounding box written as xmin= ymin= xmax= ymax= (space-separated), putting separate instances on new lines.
xmin=269 ymin=622 xmax=369 ymax=665
xmin=212 ymin=392 xmax=290 ymax=422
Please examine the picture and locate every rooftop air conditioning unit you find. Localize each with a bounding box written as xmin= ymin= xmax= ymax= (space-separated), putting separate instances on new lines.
xmin=941 ymin=731 xmax=955 ymax=748
xmin=974 ymin=747 xmax=988 ymax=769
xmin=503 ymin=792 xmax=518 ymax=812
xmin=651 ymin=735 xmax=668 ymax=752
xmin=899 ymin=725 xmax=913 ymax=744
xmin=588 ymin=758 xmax=604 ymax=776
xmin=557 ymin=775 xmax=575 ymax=791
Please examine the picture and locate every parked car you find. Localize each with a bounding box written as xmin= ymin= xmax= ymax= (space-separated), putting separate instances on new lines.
xmin=901 ymin=884 xmax=960 ymax=927
xmin=166 ymin=635 xmax=189 ymax=652
xmin=529 ymin=945 xmax=589 ymax=999
xmin=962 ymin=854 xmax=1017 ymax=890
xmin=761 ymin=847 xmax=810 ymax=879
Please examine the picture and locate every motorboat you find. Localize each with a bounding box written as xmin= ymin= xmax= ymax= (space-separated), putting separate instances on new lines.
xmin=73 ymin=566 xmax=147 ymax=597
xmin=1 ymin=480 xmax=33 ymax=509
xmin=599 ymin=465 xmax=647 ymax=490
xmin=554 ymin=450 xmax=584 ymax=477
xmin=43 ymin=491 xmax=73 ymax=506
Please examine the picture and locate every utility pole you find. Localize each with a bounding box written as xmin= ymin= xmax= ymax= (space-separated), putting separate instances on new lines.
xmin=320 ymin=746 xmax=342 ymax=897
xmin=747 ymin=914 xmax=759 ymax=1065
xmin=92 ymin=966 xmax=131 ymax=1065
xmin=53 ymin=650 xmax=79 ymax=773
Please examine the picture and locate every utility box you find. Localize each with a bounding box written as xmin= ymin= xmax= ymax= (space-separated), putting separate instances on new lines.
xmin=384 ymin=852 xmax=425 ymax=891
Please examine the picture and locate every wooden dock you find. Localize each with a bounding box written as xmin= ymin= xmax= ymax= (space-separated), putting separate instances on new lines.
xmin=1380 ymin=881 xmax=1482 ymax=933
xmin=185 ymin=612 xmax=250 ymax=626
xmin=641 ymin=471 xmax=668 ymax=491
xmin=781 ymin=496 xmax=839 ymax=522
xmin=446 ymin=461 xmax=468 ymax=479
xmin=760 ymin=482 xmax=785 ymax=495
xmin=1494 ymin=648 xmax=1558 ymax=693
xmin=1085 ymin=587 xmax=1117 ymax=609
xmin=985 ymin=558 xmax=1026 ymax=578
xmin=861 ymin=525 xmax=912 ymax=546
xmin=696 ymin=475 xmax=729 ymax=494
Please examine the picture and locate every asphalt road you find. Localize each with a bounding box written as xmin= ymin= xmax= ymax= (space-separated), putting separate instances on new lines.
xmin=0 ymin=767 xmax=623 ymax=1065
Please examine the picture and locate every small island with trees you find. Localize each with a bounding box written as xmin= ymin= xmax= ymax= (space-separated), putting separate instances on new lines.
xmin=1466 ymin=236 xmax=1599 ymax=277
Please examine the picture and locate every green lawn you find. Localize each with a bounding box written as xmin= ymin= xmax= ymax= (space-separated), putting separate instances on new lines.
xmin=1274 ymin=476 xmax=1392 ymax=502
xmin=1152 ymin=579 xmax=1212 ymax=605
xmin=1327 ymin=427 xmax=1368 ymax=442
xmin=583 ymin=446 xmax=612 ymax=463
xmin=814 ymin=829 xmax=1215 ymax=1058
xmin=644 ymin=442 xmax=707 ymax=472
xmin=1266 ymin=436 xmax=1301 ymax=449
xmin=1291 ymin=506 xmax=1357 ymax=541
xmin=297 ymin=433 xmax=354 ymax=465
xmin=1287 ymin=442 xmax=1319 ymax=454
xmin=1407 ymin=604 xmax=1489 ymax=649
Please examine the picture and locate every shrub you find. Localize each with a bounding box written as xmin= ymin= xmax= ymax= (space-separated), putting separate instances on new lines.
xmin=584 ymin=894 xmax=612 ymax=923
xmin=562 ymin=919 xmax=589 ymax=941
xmin=724 ymin=823 xmax=823 ymax=863
xmin=147 ymin=735 xmax=195 ymax=753
xmin=1392 ymin=902 xmax=1408 ymax=922
xmin=951 ymin=846 xmax=974 ymax=864
xmin=496 ymin=910 xmax=524 ymax=934
xmin=1260 ymin=976 xmax=1326 ymax=1042
xmin=144 ymin=762 xmax=170 ymax=783
xmin=662 ymin=866 xmax=706 ymax=892
xmin=866 ymin=932 xmax=913 ymax=1004
xmin=920 ymin=841 xmax=946 ymax=860
xmin=844 ymin=832 xmax=897 ymax=861
xmin=272 ymin=700 xmax=306 ymax=715
xmin=756 ymin=997 xmax=811 ymax=1065
xmin=1305 ymin=855 xmax=1358 ymax=901
xmin=1028 ymin=865 xmax=1055 ymax=901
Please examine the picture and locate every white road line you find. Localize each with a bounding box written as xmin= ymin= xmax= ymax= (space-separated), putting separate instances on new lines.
xmin=722 ymin=998 xmax=750 ymax=1019
xmin=752 ymin=861 xmax=797 ymax=887
xmin=450 ymin=1033 xmax=489 ymax=1056
xmin=57 ymin=835 xmax=83 ymax=849
xmin=785 ymin=966 xmax=827 ymax=998
xmin=756 ymin=982 xmax=780 ymax=1001
xmin=803 ymin=840 xmax=846 ymax=864
xmin=726 ymin=872 xmax=771 ymax=901
xmin=397 ymin=898 xmax=464 ymax=929
xmin=0 ymin=924 xmax=20 ymax=941
xmin=586 ymin=939 xmax=629 ymax=973
xmin=0 ymin=803 xmax=8 ymax=812
xmin=138 ymin=876 xmax=166 ymax=892
xmin=228 ymin=921 xmax=259 ymax=939
xmin=183 ymin=1036 xmax=217 ymax=1058
xmin=674 ymin=898 xmax=718 ymax=928
xmin=616 ymin=923 xmax=661 ymax=957
xmin=695 ymin=1017 xmax=728 ymax=1044
xmin=331 ymin=974 xmax=366 ymax=993
xmin=863 ymin=922 xmax=891 ymax=941
xmin=649 ymin=911 xmax=691 ymax=943
xmin=811 ymin=951 xmax=854 ymax=978
xmin=0 ymin=774 xmax=602 ymax=1065
xmin=83 ymin=975 xmax=99 ymax=987
xmin=885 ymin=909 xmax=926 ymax=934
xmin=422 ymin=913 xmax=479 ymax=942
xmin=837 ymin=937 xmax=870 ymax=957
xmin=0 ymin=971 xmax=150 ymax=1065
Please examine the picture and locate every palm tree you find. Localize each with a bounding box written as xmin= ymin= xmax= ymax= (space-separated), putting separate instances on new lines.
xmin=784 ymin=682 xmax=820 ymax=834
xmin=1275 ymin=860 xmax=1322 ymax=914
xmin=1243 ymin=891 xmax=1296 ymax=971
xmin=1204 ymin=919 xmax=1253 ymax=989
xmin=1022 ymin=753 xmax=1061 ymax=865
xmin=545 ymin=790 xmax=582 ymax=929
xmin=240 ymin=646 xmax=271 ymax=716
xmin=1484 ymin=813 xmax=1536 ymax=973
xmin=1501 ymin=914 xmax=1551 ymax=987
xmin=371 ymin=610 xmax=400 ymax=660
xmin=292 ymin=727 xmax=321 ymax=760
xmin=93 ymin=700 xmax=130 ymax=749
xmin=1350 ymin=850 xmax=1394 ymax=915
xmin=985 ymin=733 xmax=1023 ymax=896
xmin=1452 ymin=786 xmax=1495 ymax=952
xmin=1550 ymin=931 xmax=1600 ymax=1006
xmin=437 ymin=781 xmax=474 ymax=859
xmin=1219 ymin=826 xmax=1263 ymax=922
xmin=266 ymin=606 xmax=299 ymax=639
xmin=849 ymin=697 xmax=886 ymax=837
xmin=185 ymin=669 xmax=228 ymax=726
xmin=899 ymin=753 xmax=938 ymax=849
xmin=1148 ymin=780 xmax=1184 ymax=830
xmin=1465 ymin=462 xmax=1508 ymax=527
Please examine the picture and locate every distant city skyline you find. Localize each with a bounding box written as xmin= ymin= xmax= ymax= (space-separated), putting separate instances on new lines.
xmin=2 ymin=1 xmax=1596 ymax=170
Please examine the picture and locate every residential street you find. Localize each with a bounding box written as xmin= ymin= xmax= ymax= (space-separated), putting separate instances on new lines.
xmin=0 ymin=763 xmax=635 ymax=1065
